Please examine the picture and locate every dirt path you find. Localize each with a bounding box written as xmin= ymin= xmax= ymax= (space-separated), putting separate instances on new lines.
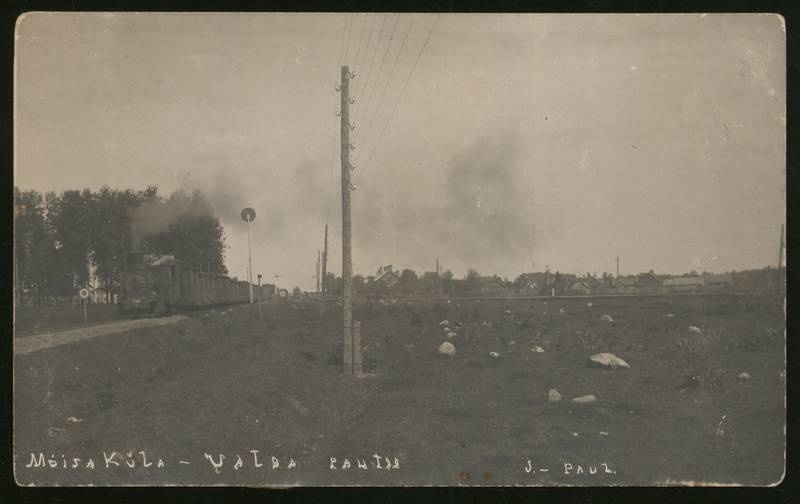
xmin=14 ymin=315 xmax=188 ymax=355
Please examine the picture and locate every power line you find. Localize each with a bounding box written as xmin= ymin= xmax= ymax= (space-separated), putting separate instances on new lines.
xmin=351 ymin=13 xmax=369 ymax=70
xmin=352 ymin=13 xmax=388 ymax=120
xmin=352 ymin=13 xmax=378 ymax=99
xmin=354 ymin=14 xmax=414 ymax=159
xmin=352 ymin=13 xmax=400 ymax=147
xmin=342 ymin=13 xmax=354 ymax=65
xmin=358 ymin=14 xmax=439 ymax=180
xmin=326 ymin=14 xmax=349 ymax=224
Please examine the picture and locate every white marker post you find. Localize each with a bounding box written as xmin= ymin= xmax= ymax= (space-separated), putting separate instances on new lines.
xmin=241 ymin=207 xmax=257 ymax=318
xmin=79 ymin=288 xmax=89 ymax=324
xmin=257 ymin=273 xmax=263 ymax=321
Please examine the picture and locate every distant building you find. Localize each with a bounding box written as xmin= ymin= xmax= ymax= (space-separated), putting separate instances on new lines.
xmin=663 ymin=277 xmax=706 ymax=291
xmin=516 ymin=272 xmax=546 ymax=294
xmin=637 ymin=271 xmax=662 ymax=291
xmin=567 ymin=281 xmax=592 ymax=295
xmin=614 ymin=276 xmax=638 ymax=292
xmin=375 ymin=265 xmax=400 ymax=288
xmin=479 ymin=276 xmax=509 ymax=296
xmin=703 ymin=273 xmax=734 ymax=291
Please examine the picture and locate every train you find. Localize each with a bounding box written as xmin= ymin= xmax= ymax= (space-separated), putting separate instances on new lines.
xmin=117 ymin=250 xmax=273 ymax=315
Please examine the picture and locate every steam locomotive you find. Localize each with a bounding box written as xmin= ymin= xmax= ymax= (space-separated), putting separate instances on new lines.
xmin=117 ymin=250 xmax=266 ymax=315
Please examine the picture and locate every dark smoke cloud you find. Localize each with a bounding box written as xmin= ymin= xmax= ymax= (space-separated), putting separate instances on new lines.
xmin=129 ymin=191 xmax=214 ymax=247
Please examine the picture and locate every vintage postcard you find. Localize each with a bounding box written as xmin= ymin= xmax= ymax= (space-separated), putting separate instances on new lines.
xmin=13 ymin=12 xmax=785 ymax=486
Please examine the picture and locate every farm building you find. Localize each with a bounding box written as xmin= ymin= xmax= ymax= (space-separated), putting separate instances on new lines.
xmin=479 ymin=276 xmax=510 ymax=296
xmin=567 ymin=281 xmax=592 ymax=295
xmin=663 ymin=276 xmax=706 ymax=291
xmin=375 ymin=265 xmax=400 ymax=288
xmin=704 ymin=273 xmax=734 ymax=291
xmin=615 ymin=276 xmax=639 ymax=293
xmin=516 ymin=272 xmax=547 ymax=295
xmin=637 ymin=271 xmax=662 ymax=290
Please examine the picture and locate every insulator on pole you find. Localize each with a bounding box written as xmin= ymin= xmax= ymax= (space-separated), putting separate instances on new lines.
xmin=350 ymin=183 xmax=357 ymax=191
xmin=335 ymin=85 xmax=341 ymax=92
xmin=336 ymin=111 xmax=341 ymax=116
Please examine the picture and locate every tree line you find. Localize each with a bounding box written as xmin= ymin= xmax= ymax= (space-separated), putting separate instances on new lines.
xmin=14 ymin=186 xmax=227 ymax=306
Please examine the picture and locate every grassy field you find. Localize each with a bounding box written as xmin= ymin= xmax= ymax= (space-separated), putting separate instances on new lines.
xmin=13 ymin=294 xmax=785 ymax=486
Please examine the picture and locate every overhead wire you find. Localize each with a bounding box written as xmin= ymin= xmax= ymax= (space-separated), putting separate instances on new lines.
xmin=354 ymin=14 xmax=415 ymax=164
xmin=325 ymin=13 xmax=350 ymax=224
xmin=352 ymin=13 xmax=388 ymax=121
xmin=353 ymin=14 xmax=377 ymax=96
xmin=357 ymin=14 xmax=440 ymax=181
xmin=351 ymin=13 xmax=401 ymax=148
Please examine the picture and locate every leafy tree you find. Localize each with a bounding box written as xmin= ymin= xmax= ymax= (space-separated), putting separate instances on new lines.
xmin=399 ymin=269 xmax=418 ymax=295
xmin=464 ymin=268 xmax=481 ymax=291
xmin=442 ymin=269 xmax=454 ymax=296
xmin=14 ymin=188 xmax=52 ymax=305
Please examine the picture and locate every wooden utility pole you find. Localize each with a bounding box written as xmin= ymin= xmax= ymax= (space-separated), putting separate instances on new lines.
xmin=320 ymin=224 xmax=328 ymax=317
xmin=340 ymin=65 xmax=354 ymax=371
xmin=778 ymin=224 xmax=785 ymax=292
xmin=316 ymin=250 xmax=321 ymax=292
xmin=616 ymin=256 xmax=620 ymax=293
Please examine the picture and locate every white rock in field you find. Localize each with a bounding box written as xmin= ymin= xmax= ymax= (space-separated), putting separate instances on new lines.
xmin=509 ymin=340 xmax=516 ymax=346
xmin=738 ymin=372 xmax=750 ymax=381
xmin=532 ymin=346 xmax=545 ymax=353
xmin=489 ymin=351 xmax=500 ymax=358
xmin=438 ymin=342 xmax=456 ymax=356
xmin=587 ymin=302 xmax=593 ymax=307
xmin=548 ymin=389 xmax=562 ymax=402
xmin=589 ymin=352 xmax=630 ymax=369
xmin=439 ymin=320 xmax=450 ymax=327
xmin=446 ymin=331 xmax=457 ymax=338
xmin=572 ymin=395 xmax=597 ymax=403
xmin=504 ymin=310 xmax=513 ymax=316
xmin=666 ymin=313 xmax=675 ymax=318
xmin=559 ymin=308 xmax=565 ymax=314
xmin=601 ymin=314 xmax=614 ymax=322
xmin=688 ymin=325 xmax=702 ymax=334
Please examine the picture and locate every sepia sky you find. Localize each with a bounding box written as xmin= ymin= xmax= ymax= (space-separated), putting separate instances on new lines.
xmin=14 ymin=12 xmax=785 ymax=290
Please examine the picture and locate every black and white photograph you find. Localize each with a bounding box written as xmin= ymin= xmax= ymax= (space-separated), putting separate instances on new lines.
xmin=12 ymin=12 xmax=786 ymax=486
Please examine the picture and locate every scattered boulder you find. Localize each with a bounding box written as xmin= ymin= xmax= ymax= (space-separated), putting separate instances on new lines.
xmin=738 ymin=372 xmax=750 ymax=382
xmin=688 ymin=325 xmax=702 ymax=334
xmin=532 ymin=346 xmax=545 ymax=353
xmin=489 ymin=351 xmax=500 ymax=358
xmin=587 ymin=302 xmax=593 ymax=307
xmin=572 ymin=395 xmax=597 ymax=403
xmin=446 ymin=331 xmax=457 ymax=338
xmin=588 ymin=352 xmax=630 ymax=369
xmin=601 ymin=314 xmax=614 ymax=322
xmin=548 ymin=389 xmax=562 ymax=402
xmin=438 ymin=342 xmax=456 ymax=356
xmin=439 ymin=320 xmax=450 ymax=327
xmin=666 ymin=313 xmax=675 ymax=318
xmin=559 ymin=308 xmax=565 ymax=314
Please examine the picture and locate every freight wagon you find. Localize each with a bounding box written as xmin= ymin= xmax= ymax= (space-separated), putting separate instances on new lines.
xmin=118 ymin=251 xmax=259 ymax=315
